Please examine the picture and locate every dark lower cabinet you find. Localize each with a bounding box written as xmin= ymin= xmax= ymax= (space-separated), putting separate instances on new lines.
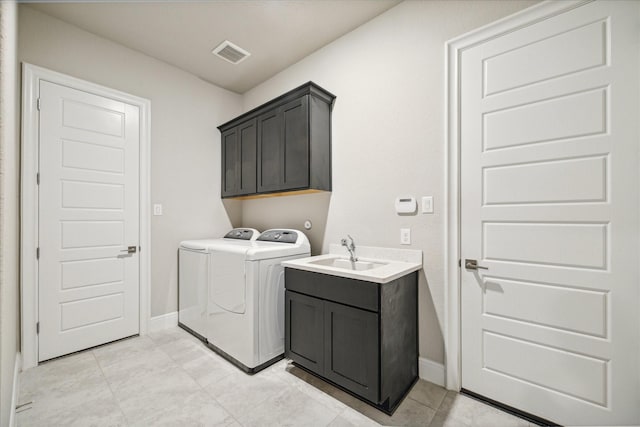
xmin=284 ymin=268 xmax=418 ymax=415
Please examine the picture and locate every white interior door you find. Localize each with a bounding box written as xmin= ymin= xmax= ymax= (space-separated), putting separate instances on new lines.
xmin=460 ymin=1 xmax=639 ymax=425
xmin=38 ymin=80 xmax=140 ymax=361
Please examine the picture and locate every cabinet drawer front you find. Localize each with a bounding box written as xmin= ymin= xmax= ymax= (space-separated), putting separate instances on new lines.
xmin=324 ymin=301 xmax=380 ymax=403
xmin=285 ymin=291 xmax=324 ymax=372
xmin=285 ymin=268 xmax=379 ymax=312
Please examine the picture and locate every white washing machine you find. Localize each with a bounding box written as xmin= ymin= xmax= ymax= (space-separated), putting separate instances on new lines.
xmin=178 ymin=228 xmax=259 ymax=340
xmin=207 ymin=229 xmax=310 ymax=373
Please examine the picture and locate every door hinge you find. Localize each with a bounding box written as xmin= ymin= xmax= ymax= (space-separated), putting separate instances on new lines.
xmin=36 ymin=322 xmax=39 ymax=334
xmin=458 ymin=259 xmax=461 ymax=268
xmin=36 ymin=247 xmax=40 ymax=260
xmin=36 ymin=172 xmax=40 ymax=185
xmin=37 ymin=98 xmax=41 ymax=111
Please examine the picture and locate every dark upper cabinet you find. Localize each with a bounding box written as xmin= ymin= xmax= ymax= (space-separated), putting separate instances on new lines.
xmin=218 ymin=82 xmax=335 ymax=198
xmin=221 ymin=119 xmax=257 ymax=197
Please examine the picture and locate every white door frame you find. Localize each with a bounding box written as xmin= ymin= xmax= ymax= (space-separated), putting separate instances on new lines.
xmin=20 ymin=63 xmax=151 ymax=369
xmin=444 ymin=0 xmax=590 ymax=390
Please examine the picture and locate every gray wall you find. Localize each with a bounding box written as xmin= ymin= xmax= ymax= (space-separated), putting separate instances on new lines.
xmin=241 ymin=0 xmax=538 ymax=365
xmin=0 ymin=1 xmax=19 ymax=425
xmin=18 ymin=6 xmax=244 ymax=317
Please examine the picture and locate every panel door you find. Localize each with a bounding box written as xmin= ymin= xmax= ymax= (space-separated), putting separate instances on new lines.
xmin=281 ymin=96 xmax=309 ymax=191
xmin=323 ymin=301 xmax=379 ymax=403
xmin=221 ymin=127 xmax=238 ymax=197
xmin=257 ymin=109 xmax=282 ymax=193
xmin=285 ymin=291 xmax=324 ymax=372
xmin=222 ymin=120 xmax=258 ymax=197
xmin=38 ymin=81 xmax=140 ymax=361
xmin=237 ymin=119 xmax=257 ymax=195
xmin=460 ymin=2 xmax=639 ymax=425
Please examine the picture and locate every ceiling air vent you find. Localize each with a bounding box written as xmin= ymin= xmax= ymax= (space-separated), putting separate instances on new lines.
xmin=212 ymin=40 xmax=251 ymax=65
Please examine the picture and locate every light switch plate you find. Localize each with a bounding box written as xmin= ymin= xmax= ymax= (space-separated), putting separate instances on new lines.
xmin=422 ymin=196 xmax=434 ymax=214
xmin=400 ymin=228 xmax=411 ymax=245
xmin=153 ymin=204 xmax=163 ymax=216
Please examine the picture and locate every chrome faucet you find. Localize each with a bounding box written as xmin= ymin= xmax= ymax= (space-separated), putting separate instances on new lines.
xmin=341 ymin=235 xmax=358 ymax=262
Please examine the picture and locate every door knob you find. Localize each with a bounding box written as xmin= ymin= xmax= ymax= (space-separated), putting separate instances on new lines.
xmin=465 ymin=259 xmax=488 ymax=270
xmin=120 ymin=246 xmax=137 ymax=254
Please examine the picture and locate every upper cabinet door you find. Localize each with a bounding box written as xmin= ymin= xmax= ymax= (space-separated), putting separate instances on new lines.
xmin=281 ymin=96 xmax=309 ymax=191
xmin=221 ymin=127 xmax=238 ymax=197
xmin=237 ymin=119 xmax=257 ymax=195
xmin=257 ymin=109 xmax=282 ymax=193
xmin=221 ymin=120 xmax=256 ymax=197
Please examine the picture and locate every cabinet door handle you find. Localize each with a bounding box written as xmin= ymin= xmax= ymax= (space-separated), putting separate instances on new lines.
xmin=120 ymin=246 xmax=137 ymax=254
xmin=464 ymin=259 xmax=488 ymax=270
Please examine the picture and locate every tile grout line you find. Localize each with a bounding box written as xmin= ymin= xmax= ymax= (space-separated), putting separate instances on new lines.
xmin=90 ymin=349 xmax=131 ymax=426
xmin=406 ymin=389 xmax=449 ymax=411
xmin=156 ymin=329 xmax=246 ymax=427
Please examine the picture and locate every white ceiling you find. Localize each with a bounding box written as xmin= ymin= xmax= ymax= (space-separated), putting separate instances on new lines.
xmin=26 ymin=0 xmax=402 ymax=93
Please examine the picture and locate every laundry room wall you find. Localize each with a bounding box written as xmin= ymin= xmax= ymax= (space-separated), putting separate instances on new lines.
xmin=18 ymin=6 xmax=244 ymax=318
xmin=241 ymin=0 xmax=538 ymax=367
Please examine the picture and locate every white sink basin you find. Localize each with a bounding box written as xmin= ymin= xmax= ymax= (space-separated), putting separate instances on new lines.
xmin=309 ymin=257 xmax=387 ymax=271
xmin=282 ymin=244 xmax=423 ymax=284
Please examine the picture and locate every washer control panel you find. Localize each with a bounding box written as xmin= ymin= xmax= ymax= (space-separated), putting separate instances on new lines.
xmin=257 ymin=229 xmax=299 ymax=244
xmin=224 ymin=228 xmax=258 ymax=240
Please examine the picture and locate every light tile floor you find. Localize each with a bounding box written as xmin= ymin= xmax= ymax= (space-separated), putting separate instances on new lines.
xmin=16 ymin=327 xmax=532 ymax=427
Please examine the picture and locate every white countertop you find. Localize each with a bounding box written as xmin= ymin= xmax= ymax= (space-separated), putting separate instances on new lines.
xmin=282 ymin=244 xmax=422 ymax=284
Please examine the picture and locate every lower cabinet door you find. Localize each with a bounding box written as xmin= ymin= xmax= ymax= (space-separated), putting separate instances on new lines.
xmin=324 ymin=301 xmax=379 ymax=403
xmin=285 ymin=291 xmax=324 ymax=372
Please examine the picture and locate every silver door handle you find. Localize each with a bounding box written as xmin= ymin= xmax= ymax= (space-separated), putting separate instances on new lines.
xmin=465 ymin=259 xmax=488 ymax=270
xmin=120 ymin=246 xmax=137 ymax=254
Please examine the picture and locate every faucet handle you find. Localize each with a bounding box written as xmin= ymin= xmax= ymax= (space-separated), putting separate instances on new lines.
xmin=347 ymin=235 xmax=355 ymax=247
xmin=340 ymin=238 xmax=348 ymax=246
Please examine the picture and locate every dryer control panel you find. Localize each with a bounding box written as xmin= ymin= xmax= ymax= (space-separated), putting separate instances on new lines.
xmin=257 ymin=230 xmax=299 ymax=244
xmin=224 ymin=228 xmax=258 ymax=240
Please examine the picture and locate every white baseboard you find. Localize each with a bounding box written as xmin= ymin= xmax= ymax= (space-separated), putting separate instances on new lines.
xmin=9 ymin=352 xmax=22 ymax=427
xmin=147 ymin=311 xmax=178 ymax=333
xmin=418 ymin=357 xmax=445 ymax=387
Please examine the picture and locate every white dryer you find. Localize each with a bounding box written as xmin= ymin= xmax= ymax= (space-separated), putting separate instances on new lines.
xmin=178 ymin=228 xmax=259 ymax=340
xmin=207 ymin=229 xmax=310 ymax=373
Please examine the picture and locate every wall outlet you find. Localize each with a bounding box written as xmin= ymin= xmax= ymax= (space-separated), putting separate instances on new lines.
xmin=153 ymin=204 xmax=163 ymax=216
xmin=422 ymin=196 xmax=434 ymax=214
xmin=400 ymin=228 xmax=411 ymax=245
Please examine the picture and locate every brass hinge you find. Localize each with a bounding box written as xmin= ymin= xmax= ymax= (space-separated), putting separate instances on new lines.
xmin=36 ymin=172 xmax=40 ymax=185
xmin=36 ymin=247 xmax=40 ymax=259
xmin=36 ymin=322 xmax=39 ymax=334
